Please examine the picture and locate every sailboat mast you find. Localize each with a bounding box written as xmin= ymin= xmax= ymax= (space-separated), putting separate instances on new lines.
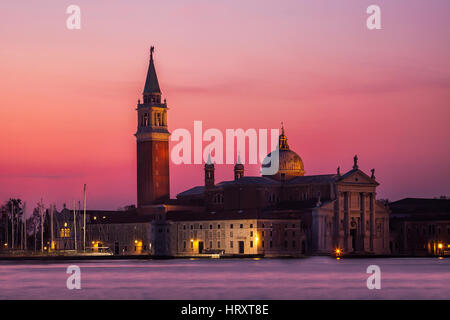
xmin=50 ymin=204 xmax=54 ymax=251
xmin=40 ymin=199 xmax=44 ymax=253
xmin=11 ymin=204 xmax=14 ymax=250
xmin=23 ymin=202 xmax=27 ymax=251
xmin=83 ymin=184 xmax=86 ymax=252
xmin=73 ymin=200 xmax=77 ymax=251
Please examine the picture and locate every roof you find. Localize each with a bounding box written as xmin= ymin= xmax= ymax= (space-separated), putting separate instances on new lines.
xmin=287 ymin=174 xmax=338 ymax=184
xmin=143 ymin=48 xmax=161 ymax=94
xmin=87 ymin=210 xmax=153 ymax=224
xmin=166 ymin=209 xmax=302 ymax=222
xmin=176 ymin=174 xmax=342 ymax=198
xmin=177 ymin=186 xmax=205 ymax=198
xmin=58 ymin=208 xmax=153 ymax=224
xmin=218 ymin=176 xmax=280 ymax=186
xmin=390 ymin=198 xmax=450 ymax=215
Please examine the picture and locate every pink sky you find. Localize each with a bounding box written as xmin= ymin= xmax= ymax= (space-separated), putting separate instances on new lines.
xmin=1 ymin=0 xmax=449 ymax=211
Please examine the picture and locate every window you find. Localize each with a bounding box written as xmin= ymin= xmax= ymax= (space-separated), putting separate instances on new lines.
xmin=292 ymin=241 xmax=296 ymax=247
xmin=250 ymin=224 xmax=253 ymax=228
xmin=183 ymin=225 xmax=186 ymax=230
xmin=262 ymin=231 xmax=265 ymax=237
xmin=155 ymin=112 xmax=162 ymax=126
xmin=210 ymin=224 xmax=213 ymax=229
xmin=230 ymin=224 xmax=233 ymax=229
xmin=190 ymin=241 xmax=193 ymax=249
xmin=143 ymin=113 xmax=149 ymax=126
xmin=262 ymin=241 xmax=265 ymax=248
xmin=60 ymin=228 xmax=70 ymax=238
xmin=270 ymin=241 xmax=273 ymax=248
xmin=250 ymin=241 xmax=253 ymax=248
xmin=230 ymin=232 xmax=233 ymax=237
xmin=218 ymin=224 xmax=221 ymax=229
xmin=213 ymin=193 xmax=224 ymax=204
xmin=250 ymin=231 xmax=253 ymax=237
xmin=183 ymin=241 xmax=186 ymax=249
xmin=240 ymin=224 xmax=243 ymax=229
xmin=217 ymin=241 xmax=221 ymax=248
xmin=230 ymin=241 xmax=233 ymax=248
xmin=210 ymin=241 xmax=213 ymax=248
xmin=190 ymin=225 xmax=193 ymax=230
xmin=200 ymin=225 xmax=203 ymax=229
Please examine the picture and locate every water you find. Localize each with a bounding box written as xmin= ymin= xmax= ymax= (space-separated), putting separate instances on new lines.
xmin=0 ymin=257 xmax=449 ymax=299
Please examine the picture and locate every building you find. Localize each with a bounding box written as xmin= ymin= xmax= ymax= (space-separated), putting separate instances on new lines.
xmin=59 ymin=47 xmax=391 ymax=257
xmin=389 ymin=198 xmax=450 ymax=256
xmin=173 ymin=133 xmax=390 ymax=256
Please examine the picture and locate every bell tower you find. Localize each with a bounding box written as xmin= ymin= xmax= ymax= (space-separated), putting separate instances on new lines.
xmin=135 ymin=46 xmax=170 ymax=207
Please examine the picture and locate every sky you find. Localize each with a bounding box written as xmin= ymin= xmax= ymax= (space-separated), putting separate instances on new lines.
xmin=0 ymin=0 xmax=449 ymax=212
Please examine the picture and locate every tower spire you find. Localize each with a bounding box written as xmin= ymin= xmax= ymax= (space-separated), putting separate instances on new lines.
xmin=143 ymin=46 xmax=161 ymax=96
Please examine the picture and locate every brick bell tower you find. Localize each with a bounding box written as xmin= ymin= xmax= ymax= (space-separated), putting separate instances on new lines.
xmin=135 ymin=46 xmax=170 ymax=208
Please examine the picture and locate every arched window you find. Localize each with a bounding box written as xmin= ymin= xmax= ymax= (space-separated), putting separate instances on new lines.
xmin=143 ymin=113 xmax=149 ymax=126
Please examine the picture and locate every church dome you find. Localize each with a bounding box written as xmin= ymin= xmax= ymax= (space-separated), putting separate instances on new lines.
xmin=262 ymin=125 xmax=305 ymax=180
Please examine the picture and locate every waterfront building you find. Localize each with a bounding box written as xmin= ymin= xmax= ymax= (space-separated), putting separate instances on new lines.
xmin=389 ymin=198 xmax=450 ymax=256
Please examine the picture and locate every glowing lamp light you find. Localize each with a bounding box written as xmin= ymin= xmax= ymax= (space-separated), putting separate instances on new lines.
xmin=438 ymin=243 xmax=443 ymax=249
xmin=134 ymin=240 xmax=138 ymax=244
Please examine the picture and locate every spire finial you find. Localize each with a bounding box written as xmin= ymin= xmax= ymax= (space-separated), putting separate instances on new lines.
xmin=206 ymin=152 xmax=213 ymax=165
xmin=353 ymin=154 xmax=359 ymax=170
xmin=150 ymin=46 xmax=155 ymax=59
xmin=279 ymin=122 xmax=289 ymax=150
xmin=371 ymin=168 xmax=375 ymax=179
xmin=237 ymin=152 xmax=242 ymax=164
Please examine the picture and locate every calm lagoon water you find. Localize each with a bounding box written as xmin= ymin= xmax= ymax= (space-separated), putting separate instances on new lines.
xmin=0 ymin=257 xmax=449 ymax=299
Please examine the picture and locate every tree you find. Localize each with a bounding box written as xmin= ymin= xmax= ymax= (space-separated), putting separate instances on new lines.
xmin=1 ymin=199 xmax=23 ymax=249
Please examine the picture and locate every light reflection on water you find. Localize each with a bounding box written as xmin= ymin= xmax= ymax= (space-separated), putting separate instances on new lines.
xmin=0 ymin=257 xmax=449 ymax=299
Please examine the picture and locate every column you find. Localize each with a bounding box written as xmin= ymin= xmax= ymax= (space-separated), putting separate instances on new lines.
xmin=369 ymin=192 xmax=375 ymax=252
xmin=360 ymin=192 xmax=366 ymax=252
xmin=333 ymin=194 xmax=340 ymax=249
xmin=344 ymin=192 xmax=349 ymax=252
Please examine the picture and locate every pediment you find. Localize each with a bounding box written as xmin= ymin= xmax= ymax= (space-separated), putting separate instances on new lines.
xmin=337 ymin=169 xmax=378 ymax=185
